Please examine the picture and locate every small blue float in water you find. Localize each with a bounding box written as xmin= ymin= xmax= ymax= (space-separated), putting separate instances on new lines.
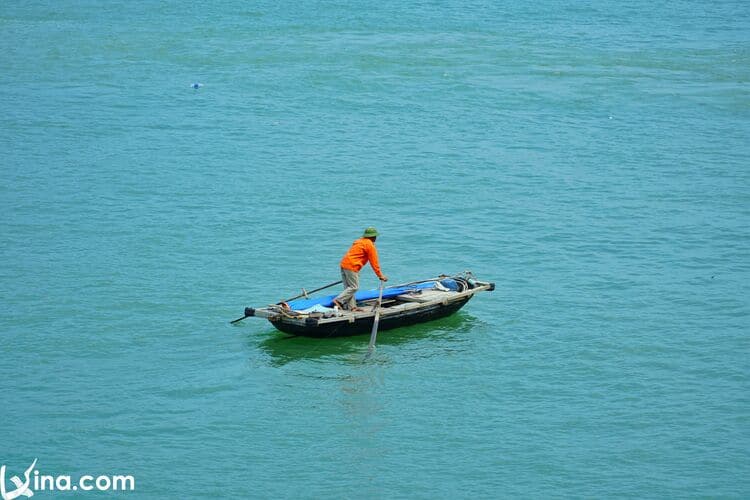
xmin=191 ymin=83 xmax=203 ymax=89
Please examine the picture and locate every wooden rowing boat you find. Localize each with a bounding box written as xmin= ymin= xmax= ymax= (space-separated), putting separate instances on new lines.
xmin=240 ymin=272 xmax=494 ymax=338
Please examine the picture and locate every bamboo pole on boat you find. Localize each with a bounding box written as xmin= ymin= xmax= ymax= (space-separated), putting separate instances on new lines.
xmin=230 ymin=279 xmax=343 ymax=324
xmin=366 ymin=280 xmax=386 ymax=356
xmin=278 ymin=280 xmax=342 ymax=304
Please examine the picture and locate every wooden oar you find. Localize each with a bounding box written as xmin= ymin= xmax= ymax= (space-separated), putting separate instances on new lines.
xmin=230 ymin=279 xmax=343 ymax=324
xmin=277 ymin=280 xmax=342 ymax=304
xmin=366 ymin=280 xmax=386 ymax=356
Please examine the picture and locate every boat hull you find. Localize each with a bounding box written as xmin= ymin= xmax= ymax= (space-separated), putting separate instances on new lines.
xmin=270 ymin=296 xmax=472 ymax=338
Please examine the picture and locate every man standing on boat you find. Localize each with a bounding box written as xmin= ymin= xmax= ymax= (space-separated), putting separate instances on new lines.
xmin=333 ymin=227 xmax=388 ymax=311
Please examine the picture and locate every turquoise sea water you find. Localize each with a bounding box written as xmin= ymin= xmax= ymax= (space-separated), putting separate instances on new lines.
xmin=2 ymin=1 xmax=749 ymax=497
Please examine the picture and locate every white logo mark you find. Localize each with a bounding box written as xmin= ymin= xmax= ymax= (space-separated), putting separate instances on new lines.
xmin=0 ymin=459 xmax=37 ymax=500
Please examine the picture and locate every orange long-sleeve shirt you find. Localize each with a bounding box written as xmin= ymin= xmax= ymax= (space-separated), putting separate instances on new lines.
xmin=340 ymin=238 xmax=384 ymax=279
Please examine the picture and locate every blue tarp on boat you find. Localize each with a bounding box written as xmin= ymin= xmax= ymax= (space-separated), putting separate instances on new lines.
xmin=287 ymin=281 xmax=437 ymax=310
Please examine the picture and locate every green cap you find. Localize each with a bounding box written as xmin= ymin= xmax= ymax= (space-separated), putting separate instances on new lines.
xmin=363 ymin=227 xmax=379 ymax=238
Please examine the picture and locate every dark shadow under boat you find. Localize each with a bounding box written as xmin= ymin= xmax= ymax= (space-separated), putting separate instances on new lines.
xmin=253 ymin=312 xmax=481 ymax=366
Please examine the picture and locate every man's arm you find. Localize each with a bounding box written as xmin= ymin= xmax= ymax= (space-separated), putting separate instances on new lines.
xmin=367 ymin=241 xmax=387 ymax=281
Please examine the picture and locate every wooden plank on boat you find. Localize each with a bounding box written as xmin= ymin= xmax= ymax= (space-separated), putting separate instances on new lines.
xmin=395 ymin=289 xmax=449 ymax=303
xmin=396 ymin=294 xmax=432 ymax=303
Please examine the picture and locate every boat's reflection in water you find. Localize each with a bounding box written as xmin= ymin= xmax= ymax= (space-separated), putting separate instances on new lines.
xmin=252 ymin=313 xmax=484 ymax=367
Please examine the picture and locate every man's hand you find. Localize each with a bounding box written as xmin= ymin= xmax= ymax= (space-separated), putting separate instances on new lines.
xmin=380 ymin=275 xmax=389 ymax=282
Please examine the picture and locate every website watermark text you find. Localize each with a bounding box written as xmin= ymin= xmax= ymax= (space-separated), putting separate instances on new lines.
xmin=1 ymin=459 xmax=135 ymax=499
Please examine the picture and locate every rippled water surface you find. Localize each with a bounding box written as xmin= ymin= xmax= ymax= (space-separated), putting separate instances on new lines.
xmin=2 ymin=1 xmax=749 ymax=497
